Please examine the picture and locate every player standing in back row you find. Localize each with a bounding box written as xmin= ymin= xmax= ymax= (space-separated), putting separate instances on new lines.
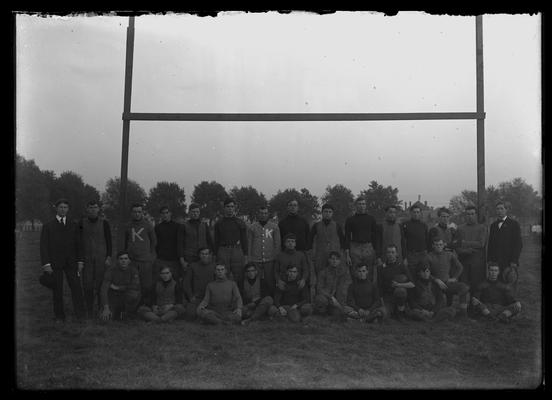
xmin=344 ymin=197 xmax=379 ymax=282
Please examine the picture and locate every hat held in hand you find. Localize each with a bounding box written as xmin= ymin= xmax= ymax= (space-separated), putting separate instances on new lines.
xmin=39 ymin=272 xmax=55 ymax=290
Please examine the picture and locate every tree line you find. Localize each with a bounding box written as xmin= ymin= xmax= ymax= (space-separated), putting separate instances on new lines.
xmin=448 ymin=178 xmax=542 ymax=225
xmin=16 ymin=154 xmax=541 ymax=228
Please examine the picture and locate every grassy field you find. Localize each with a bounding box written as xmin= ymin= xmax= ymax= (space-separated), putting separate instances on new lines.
xmin=15 ymin=231 xmax=543 ymax=389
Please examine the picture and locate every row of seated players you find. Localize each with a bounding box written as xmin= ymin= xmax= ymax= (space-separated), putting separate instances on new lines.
xmin=99 ymin=236 xmax=521 ymax=325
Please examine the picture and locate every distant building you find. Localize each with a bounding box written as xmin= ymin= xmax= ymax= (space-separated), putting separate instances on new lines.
xmin=17 ymin=219 xmax=43 ymax=232
xmin=399 ymin=196 xmax=436 ymax=225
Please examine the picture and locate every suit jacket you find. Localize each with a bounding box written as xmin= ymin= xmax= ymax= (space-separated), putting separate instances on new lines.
xmin=40 ymin=217 xmax=83 ymax=268
xmin=487 ymin=217 xmax=522 ymax=265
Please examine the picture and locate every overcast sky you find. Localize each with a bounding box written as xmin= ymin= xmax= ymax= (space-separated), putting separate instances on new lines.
xmin=16 ymin=12 xmax=541 ymax=208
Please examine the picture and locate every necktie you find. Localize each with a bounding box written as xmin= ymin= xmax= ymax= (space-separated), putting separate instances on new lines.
xmin=498 ymin=218 xmax=504 ymax=229
xmin=60 ymin=217 xmax=65 ymax=226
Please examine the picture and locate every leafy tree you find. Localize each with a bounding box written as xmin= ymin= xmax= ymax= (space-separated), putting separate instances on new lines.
xmin=321 ymin=184 xmax=355 ymax=225
xmin=15 ymin=154 xmax=54 ymax=224
xmin=191 ymin=181 xmax=228 ymax=221
xmin=449 ymin=178 xmax=542 ymax=223
xmin=359 ymin=181 xmax=402 ymax=221
xmin=484 ymin=186 xmax=502 ymax=217
xmin=146 ymin=181 xmax=187 ymax=221
xmin=49 ymin=171 xmax=100 ymax=220
xmin=101 ymin=177 xmax=147 ymax=226
xmin=268 ymin=188 xmax=320 ymax=224
xmin=449 ymin=190 xmax=478 ymax=216
xmin=229 ymin=185 xmax=267 ymax=221
xmin=496 ymin=178 xmax=541 ymax=221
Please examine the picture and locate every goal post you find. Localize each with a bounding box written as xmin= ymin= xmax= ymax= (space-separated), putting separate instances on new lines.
xmin=118 ymin=14 xmax=486 ymax=248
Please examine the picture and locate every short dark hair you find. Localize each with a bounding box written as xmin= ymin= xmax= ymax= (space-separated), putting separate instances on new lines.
xmin=328 ymin=251 xmax=341 ymax=259
xmin=131 ymin=203 xmax=143 ymax=210
xmin=384 ymin=205 xmax=398 ymax=212
xmin=224 ymin=197 xmax=236 ymax=206
xmin=355 ymin=196 xmax=365 ymax=203
xmin=437 ymin=207 xmax=451 ymax=216
xmin=416 ymin=262 xmax=430 ymax=273
xmin=386 ymin=244 xmax=398 ymax=251
xmin=159 ymin=205 xmax=169 ymax=213
xmin=465 ymin=205 xmax=477 ymax=213
xmin=189 ymin=203 xmax=200 ymax=211
xmin=409 ymin=204 xmax=421 ymax=212
xmin=495 ymin=201 xmax=506 ymax=208
xmin=258 ymin=204 xmax=269 ymax=211
xmin=283 ymin=233 xmax=297 ymax=241
xmin=55 ymin=198 xmax=70 ymax=207
xmin=197 ymin=247 xmax=211 ymax=255
xmin=87 ymin=199 xmax=100 ymax=207
xmin=287 ymin=198 xmax=299 ymax=206
xmin=245 ymin=262 xmax=257 ymax=271
xmin=322 ymin=203 xmax=334 ymax=211
xmin=116 ymin=250 xmax=130 ymax=258
xmin=432 ymin=237 xmax=444 ymax=244
xmin=286 ymin=265 xmax=298 ymax=271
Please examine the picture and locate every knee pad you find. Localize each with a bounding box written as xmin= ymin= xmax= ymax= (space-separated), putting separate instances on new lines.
xmin=501 ymin=266 xmax=519 ymax=285
xmin=314 ymin=294 xmax=328 ymax=307
xmin=288 ymin=309 xmax=301 ymax=322
xmin=394 ymin=288 xmax=408 ymax=301
xmin=260 ymin=296 xmax=274 ymax=306
xmin=267 ymin=305 xmax=278 ymax=317
xmin=301 ymin=304 xmax=313 ymax=316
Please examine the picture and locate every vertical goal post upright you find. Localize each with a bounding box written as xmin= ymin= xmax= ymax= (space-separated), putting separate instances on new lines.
xmin=118 ymin=14 xmax=486 ymax=248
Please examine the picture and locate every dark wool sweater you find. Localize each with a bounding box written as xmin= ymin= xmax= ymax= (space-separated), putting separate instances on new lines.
xmin=346 ymin=279 xmax=380 ymax=311
xmin=100 ymin=265 xmax=140 ymax=306
xmin=155 ymin=221 xmax=182 ymax=261
xmin=279 ymin=214 xmax=311 ymax=251
xmin=473 ymin=279 xmax=516 ymax=306
xmin=184 ymin=261 xmax=216 ymax=300
xmin=408 ymin=277 xmax=444 ymax=311
xmin=274 ymin=280 xmax=309 ymax=307
xmin=377 ymin=261 xmax=413 ymax=297
xmin=344 ymin=213 xmax=379 ymax=250
xmin=401 ymin=219 xmax=429 ymax=254
xmin=214 ymin=217 xmax=248 ymax=254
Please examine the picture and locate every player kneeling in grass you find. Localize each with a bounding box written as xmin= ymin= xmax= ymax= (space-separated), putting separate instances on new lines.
xmin=407 ymin=263 xmax=458 ymax=322
xmin=138 ymin=266 xmax=186 ymax=323
xmin=427 ymin=238 xmax=470 ymax=319
xmin=343 ymin=264 xmax=385 ymax=323
xmin=240 ymin=262 xmax=274 ymax=325
xmin=268 ymin=265 xmax=313 ymax=322
xmin=197 ymin=264 xmax=243 ymax=325
xmin=471 ymin=263 xmax=522 ymax=323
xmin=313 ymin=251 xmax=351 ymax=321
xmin=99 ymin=250 xmax=141 ymax=322
xmin=377 ymin=244 xmax=415 ymax=322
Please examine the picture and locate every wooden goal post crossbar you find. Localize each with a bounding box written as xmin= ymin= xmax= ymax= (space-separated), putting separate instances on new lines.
xmin=123 ymin=112 xmax=484 ymax=121
xmin=118 ymin=15 xmax=485 ymax=247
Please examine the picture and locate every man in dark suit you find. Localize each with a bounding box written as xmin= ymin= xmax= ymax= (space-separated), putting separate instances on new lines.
xmin=40 ymin=199 xmax=86 ymax=322
xmin=487 ymin=201 xmax=523 ymax=290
